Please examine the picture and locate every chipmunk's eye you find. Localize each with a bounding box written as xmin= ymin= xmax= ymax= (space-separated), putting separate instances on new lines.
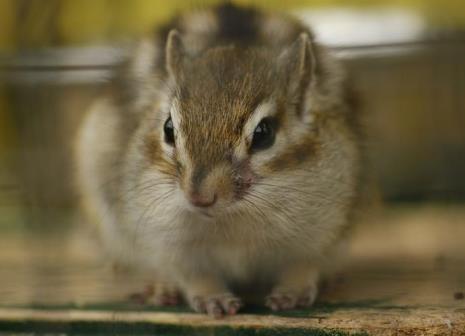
xmin=164 ymin=117 xmax=175 ymax=146
xmin=251 ymin=117 xmax=276 ymax=153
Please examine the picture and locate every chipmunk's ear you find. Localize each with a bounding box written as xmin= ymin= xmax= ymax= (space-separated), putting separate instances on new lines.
xmin=278 ymin=32 xmax=316 ymax=100
xmin=166 ymin=29 xmax=186 ymax=80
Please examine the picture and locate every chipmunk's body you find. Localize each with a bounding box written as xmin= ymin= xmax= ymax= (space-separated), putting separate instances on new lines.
xmin=75 ymin=4 xmax=362 ymax=316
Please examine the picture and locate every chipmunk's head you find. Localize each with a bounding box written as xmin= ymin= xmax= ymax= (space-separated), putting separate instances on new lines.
xmin=142 ymin=29 xmax=345 ymax=216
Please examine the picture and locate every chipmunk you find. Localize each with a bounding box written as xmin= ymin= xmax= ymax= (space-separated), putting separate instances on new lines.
xmin=75 ymin=3 xmax=362 ymax=317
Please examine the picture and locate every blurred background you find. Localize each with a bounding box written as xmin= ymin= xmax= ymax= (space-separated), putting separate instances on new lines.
xmin=0 ymin=0 xmax=464 ymax=310
xmin=1 ymin=0 xmax=465 ymax=227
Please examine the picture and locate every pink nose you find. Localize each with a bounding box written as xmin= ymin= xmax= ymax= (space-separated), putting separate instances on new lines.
xmin=189 ymin=193 xmax=217 ymax=208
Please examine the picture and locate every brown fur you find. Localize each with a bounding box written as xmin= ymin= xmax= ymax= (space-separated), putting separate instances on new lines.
xmin=75 ymin=3 xmax=363 ymax=317
xmin=265 ymin=134 xmax=320 ymax=172
xmin=143 ymin=131 xmax=177 ymax=176
xmin=177 ymin=47 xmax=278 ymax=165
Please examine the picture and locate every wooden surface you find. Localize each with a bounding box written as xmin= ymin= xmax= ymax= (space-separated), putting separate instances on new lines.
xmin=0 ymin=204 xmax=465 ymax=335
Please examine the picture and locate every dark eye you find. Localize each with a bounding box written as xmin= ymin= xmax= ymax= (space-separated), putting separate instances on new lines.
xmin=164 ymin=117 xmax=175 ymax=146
xmin=251 ymin=117 xmax=276 ymax=152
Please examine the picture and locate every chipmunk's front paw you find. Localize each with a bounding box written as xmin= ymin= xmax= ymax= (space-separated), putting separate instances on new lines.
xmin=152 ymin=283 xmax=181 ymax=306
xmin=129 ymin=283 xmax=181 ymax=306
xmin=265 ymin=285 xmax=318 ymax=311
xmin=189 ymin=293 xmax=243 ymax=318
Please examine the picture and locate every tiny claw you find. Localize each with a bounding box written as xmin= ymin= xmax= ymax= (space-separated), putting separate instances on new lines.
xmin=227 ymin=301 xmax=241 ymax=315
xmin=265 ymin=294 xmax=297 ymax=311
xmin=192 ymin=296 xmax=206 ymax=313
xmin=266 ymin=286 xmax=318 ymax=311
xmin=189 ymin=293 xmax=242 ymax=317
xmin=281 ymin=296 xmax=295 ymax=309
xmin=267 ymin=297 xmax=280 ymax=311
xmin=207 ymin=300 xmax=224 ymax=318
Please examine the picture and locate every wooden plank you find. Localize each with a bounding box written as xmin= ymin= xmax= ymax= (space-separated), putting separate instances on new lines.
xmin=0 ymin=307 xmax=464 ymax=335
xmin=0 ymin=204 xmax=464 ymax=335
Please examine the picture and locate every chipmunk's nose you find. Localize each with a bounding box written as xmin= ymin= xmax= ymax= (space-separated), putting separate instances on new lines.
xmin=189 ymin=192 xmax=217 ymax=208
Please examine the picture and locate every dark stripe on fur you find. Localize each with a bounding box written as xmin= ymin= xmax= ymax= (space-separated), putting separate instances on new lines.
xmin=215 ymin=3 xmax=259 ymax=44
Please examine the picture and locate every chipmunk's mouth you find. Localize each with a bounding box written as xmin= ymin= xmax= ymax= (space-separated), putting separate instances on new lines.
xmin=184 ymin=200 xmax=236 ymax=220
xmin=197 ymin=208 xmax=214 ymax=218
xmin=183 ymin=199 xmax=217 ymax=219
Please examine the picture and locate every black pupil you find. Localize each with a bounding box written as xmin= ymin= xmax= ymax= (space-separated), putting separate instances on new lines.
xmin=251 ymin=117 xmax=276 ymax=152
xmin=164 ymin=117 xmax=175 ymax=145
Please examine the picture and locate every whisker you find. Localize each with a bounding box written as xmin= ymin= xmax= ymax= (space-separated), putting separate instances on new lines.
xmin=130 ymin=187 xmax=176 ymax=253
xmin=254 ymin=181 xmax=349 ymax=208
